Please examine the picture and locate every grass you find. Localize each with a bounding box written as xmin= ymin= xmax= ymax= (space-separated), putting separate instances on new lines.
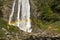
xmin=31 ymin=18 xmax=60 ymax=33
xmin=0 ymin=18 xmax=60 ymax=38
xmin=0 ymin=19 xmax=20 ymax=39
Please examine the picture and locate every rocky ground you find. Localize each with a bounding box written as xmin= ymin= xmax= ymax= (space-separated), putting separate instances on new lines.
xmin=0 ymin=19 xmax=60 ymax=40
xmin=0 ymin=26 xmax=60 ymax=40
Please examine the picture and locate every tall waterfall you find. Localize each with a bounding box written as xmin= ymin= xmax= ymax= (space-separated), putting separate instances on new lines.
xmin=9 ymin=0 xmax=32 ymax=32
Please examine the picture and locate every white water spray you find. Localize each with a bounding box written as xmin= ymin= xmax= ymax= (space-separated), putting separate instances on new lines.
xmin=17 ymin=0 xmax=21 ymax=27
xmin=9 ymin=0 xmax=32 ymax=32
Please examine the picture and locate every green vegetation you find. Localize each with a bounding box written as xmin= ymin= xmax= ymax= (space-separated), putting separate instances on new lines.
xmin=31 ymin=0 xmax=60 ymax=31
xmin=0 ymin=0 xmax=60 ymax=38
xmin=34 ymin=0 xmax=60 ymax=21
xmin=0 ymin=19 xmax=20 ymax=39
xmin=32 ymin=18 xmax=60 ymax=32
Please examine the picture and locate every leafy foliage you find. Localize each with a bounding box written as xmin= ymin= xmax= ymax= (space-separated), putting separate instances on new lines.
xmin=33 ymin=0 xmax=60 ymax=23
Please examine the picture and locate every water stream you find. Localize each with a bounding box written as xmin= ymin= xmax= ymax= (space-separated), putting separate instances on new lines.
xmin=9 ymin=0 xmax=32 ymax=32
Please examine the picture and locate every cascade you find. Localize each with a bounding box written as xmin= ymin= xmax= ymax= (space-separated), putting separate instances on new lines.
xmin=9 ymin=0 xmax=32 ymax=32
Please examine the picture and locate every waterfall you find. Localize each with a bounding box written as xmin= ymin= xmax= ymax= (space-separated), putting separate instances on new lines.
xmin=17 ymin=0 xmax=21 ymax=27
xmin=9 ymin=0 xmax=16 ymax=25
xmin=9 ymin=0 xmax=32 ymax=32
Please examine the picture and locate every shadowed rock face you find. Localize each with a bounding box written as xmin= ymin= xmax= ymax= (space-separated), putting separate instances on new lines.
xmin=1 ymin=0 xmax=13 ymax=20
xmin=30 ymin=0 xmax=37 ymax=19
xmin=0 ymin=10 xmax=3 ymax=18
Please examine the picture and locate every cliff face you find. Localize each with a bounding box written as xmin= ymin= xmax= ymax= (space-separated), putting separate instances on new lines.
xmin=0 ymin=0 xmax=60 ymax=39
xmin=0 ymin=0 xmax=60 ymax=32
xmin=0 ymin=0 xmax=60 ymax=21
xmin=0 ymin=0 xmax=36 ymax=20
xmin=1 ymin=0 xmax=13 ymax=20
xmin=30 ymin=0 xmax=37 ymax=19
xmin=0 ymin=0 xmax=41 ymax=32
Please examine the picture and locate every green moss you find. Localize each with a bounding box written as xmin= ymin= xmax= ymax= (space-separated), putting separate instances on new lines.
xmin=0 ymin=19 xmax=20 ymax=38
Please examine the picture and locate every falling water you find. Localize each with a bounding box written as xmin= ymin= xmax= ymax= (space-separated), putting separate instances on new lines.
xmin=9 ymin=0 xmax=16 ymax=25
xmin=9 ymin=0 xmax=32 ymax=32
